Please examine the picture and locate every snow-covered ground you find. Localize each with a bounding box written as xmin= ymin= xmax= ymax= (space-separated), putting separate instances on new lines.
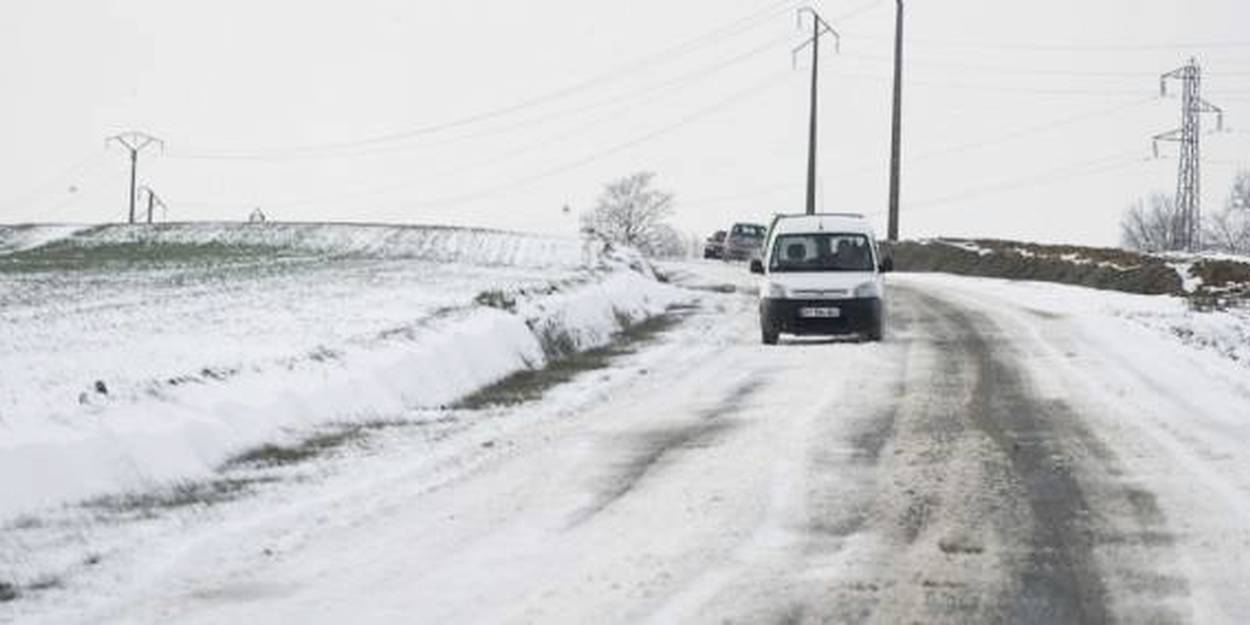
xmin=904 ymin=272 xmax=1250 ymax=370
xmin=3 ymin=256 xmax=1250 ymax=623
xmin=0 ymin=223 xmax=683 ymax=522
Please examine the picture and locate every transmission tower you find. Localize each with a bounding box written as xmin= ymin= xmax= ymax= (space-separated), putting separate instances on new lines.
xmin=793 ymin=7 xmax=839 ymax=216
xmin=1153 ymin=59 xmax=1223 ymax=251
xmin=107 ymin=131 xmax=164 ymax=224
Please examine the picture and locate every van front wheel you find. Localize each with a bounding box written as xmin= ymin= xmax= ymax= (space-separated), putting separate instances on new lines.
xmin=866 ymin=313 xmax=884 ymax=342
xmin=761 ymin=325 xmax=779 ymax=345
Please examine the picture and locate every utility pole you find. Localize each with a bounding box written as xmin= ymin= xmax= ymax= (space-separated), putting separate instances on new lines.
xmin=140 ymin=186 xmax=166 ymax=224
xmin=886 ymin=0 xmax=904 ymax=241
xmin=107 ymin=131 xmax=163 ymax=224
xmin=793 ymin=8 xmax=839 ymax=215
xmin=1153 ymin=59 xmax=1223 ymax=251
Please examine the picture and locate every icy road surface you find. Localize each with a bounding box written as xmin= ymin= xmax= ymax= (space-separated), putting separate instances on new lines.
xmin=7 ymin=262 xmax=1250 ymax=624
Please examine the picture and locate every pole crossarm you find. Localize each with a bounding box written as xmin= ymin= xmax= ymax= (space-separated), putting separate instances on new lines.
xmin=1195 ymin=98 xmax=1224 ymax=131
xmin=792 ymin=7 xmax=840 ymax=62
xmin=1151 ymin=128 xmax=1183 ymax=157
xmin=107 ymin=131 xmax=165 ymax=155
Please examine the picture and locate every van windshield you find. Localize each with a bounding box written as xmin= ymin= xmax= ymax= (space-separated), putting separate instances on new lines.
xmin=769 ymin=233 xmax=874 ymax=272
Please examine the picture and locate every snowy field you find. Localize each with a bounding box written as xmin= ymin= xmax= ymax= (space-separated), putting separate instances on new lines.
xmin=0 ymin=223 xmax=684 ymax=522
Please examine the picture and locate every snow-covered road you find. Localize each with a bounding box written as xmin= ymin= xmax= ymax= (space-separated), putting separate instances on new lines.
xmin=7 ymin=262 xmax=1250 ymax=624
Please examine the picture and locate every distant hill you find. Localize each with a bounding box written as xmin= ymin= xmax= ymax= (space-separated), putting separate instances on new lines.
xmin=0 ymin=222 xmax=587 ymax=271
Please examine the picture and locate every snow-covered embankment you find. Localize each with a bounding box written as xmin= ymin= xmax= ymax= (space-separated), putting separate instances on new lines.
xmin=0 ymin=223 xmax=685 ymax=521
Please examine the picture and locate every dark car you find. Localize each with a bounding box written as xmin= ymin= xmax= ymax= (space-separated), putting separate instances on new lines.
xmin=703 ymin=230 xmax=727 ymax=259
xmin=723 ymin=223 xmax=767 ymax=261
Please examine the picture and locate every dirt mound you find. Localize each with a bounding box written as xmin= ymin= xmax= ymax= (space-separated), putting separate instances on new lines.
xmin=882 ymin=239 xmax=1249 ymax=298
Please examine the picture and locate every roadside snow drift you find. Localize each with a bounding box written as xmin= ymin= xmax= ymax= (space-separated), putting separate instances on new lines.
xmin=0 ymin=223 xmax=683 ymax=521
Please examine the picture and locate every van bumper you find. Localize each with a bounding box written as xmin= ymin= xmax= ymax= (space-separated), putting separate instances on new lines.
xmin=760 ymin=297 xmax=882 ymax=336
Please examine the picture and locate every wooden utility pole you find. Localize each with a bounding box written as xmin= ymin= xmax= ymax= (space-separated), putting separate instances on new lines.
xmin=887 ymin=0 xmax=904 ymax=241
xmin=794 ymin=8 xmax=838 ymax=215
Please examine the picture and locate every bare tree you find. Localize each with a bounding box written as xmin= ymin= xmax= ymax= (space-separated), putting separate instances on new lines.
xmin=644 ymin=224 xmax=688 ymax=259
xmin=580 ymin=172 xmax=675 ymax=256
xmin=1230 ymin=170 xmax=1250 ymax=213
xmin=1205 ymin=207 xmax=1249 ymax=253
xmin=1204 ymin=170 xmax=1250 ymax=254
xmin=1121 ymin=193 xmax=1185 ymax=252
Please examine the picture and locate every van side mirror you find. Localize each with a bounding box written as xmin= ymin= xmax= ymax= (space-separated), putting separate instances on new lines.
xmin=749 ymin=259 xmax=765 ymax=274
xmin=879 ymin=257 xmax=894 ymax=273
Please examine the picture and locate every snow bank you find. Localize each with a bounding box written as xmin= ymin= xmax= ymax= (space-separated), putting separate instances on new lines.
xmin=895 ymin=273 xmax=1250 ymax=370
xmin=0 ymin=269 xmax=681 ymax=522
xmin=0 ymin=224 xmax=684 ymax=522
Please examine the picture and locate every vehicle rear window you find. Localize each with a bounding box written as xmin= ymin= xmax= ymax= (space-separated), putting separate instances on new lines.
xmin=732 ymin=224 xmax=766 ymax=238
xmin=769 ymin=233 xmax=874 ymax=272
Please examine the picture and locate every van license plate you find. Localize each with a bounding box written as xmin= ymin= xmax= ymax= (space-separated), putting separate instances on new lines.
xmin=799 ymin=307 xmax=840 ymax=319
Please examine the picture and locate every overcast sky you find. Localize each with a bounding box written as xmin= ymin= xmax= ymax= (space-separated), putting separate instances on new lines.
xmin=2 ymin=0 xmax=1249 ymax=246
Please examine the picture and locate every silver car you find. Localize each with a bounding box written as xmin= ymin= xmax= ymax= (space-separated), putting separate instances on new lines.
xmin=723 ymin=223 xmax=767 ymax=261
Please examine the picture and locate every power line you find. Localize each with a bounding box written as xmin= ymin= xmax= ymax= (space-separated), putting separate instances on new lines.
xmin=680 ymin=180 xmax=801 ymax=208
xmin=839 ymin=51 xmax=1166 ymax=79
xmin=837 ymin=31 xmax=1250 ymax=53
xmin=168 ymin=32 xmax=796 ymax=163
xmin=885 ymin=151 xmax=1150 ymax=214
xmin=832 ymin=0 xmax=887 ymax=22
xmin=651 ymin=98 xmax=1162 ymax=211
xmin=828 ymin=68 xmax=1158 ymax=97
xmin=172 ymin=0 xmax=801 ymax=159
xmin=172 ymin=71 xmax=793 ymax=215
xmin=261 ymin=66 xmax=794 ymax=210
xmin=351 ymin=72 xmax=794 ymax=219
xmin=903 ymin=98 xmax=1157 ymax=163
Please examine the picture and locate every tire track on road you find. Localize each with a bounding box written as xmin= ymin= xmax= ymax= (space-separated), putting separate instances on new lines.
xmin=695 ymin=284 xmax=1185 ymax=624
xmin=567 ymin=377 xmax=768 ymax=527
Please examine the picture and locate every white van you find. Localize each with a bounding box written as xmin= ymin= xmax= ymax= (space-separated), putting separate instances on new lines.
xmin=749 ymin=213 xmax=892 ymax=344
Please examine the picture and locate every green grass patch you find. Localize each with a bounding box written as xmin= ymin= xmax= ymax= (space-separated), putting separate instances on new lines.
xmin=25 ymin=577 xmax=63 ymax=592
xmin=456 ymin=311 xmax=684 ymax=409
xmin=223 ymin=426 xmax=371 ymax=469
xmin=474 ymin=289 xmax=517 ymax=311
xmin=0 ymin=240 xmax=293 ymax=274
xmin=82 ymin=476 xmax=279 ymax=518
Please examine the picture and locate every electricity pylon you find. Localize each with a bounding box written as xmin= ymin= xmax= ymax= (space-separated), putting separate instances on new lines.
xmin=1153 ymin=59 xmax=1223 ymax=251
xmin=107 ymin=132 xmax=164 ymax=224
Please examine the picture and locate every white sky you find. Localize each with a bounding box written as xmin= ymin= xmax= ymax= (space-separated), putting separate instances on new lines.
xmin=2 ymin=0 xmax=1249 ymax=246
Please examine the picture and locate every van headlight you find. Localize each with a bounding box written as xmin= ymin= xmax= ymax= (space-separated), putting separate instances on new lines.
xmin=765 ymin=282 xmax=787 ymax=298
xmin=853 ymin=281 xmax=881 ymax=298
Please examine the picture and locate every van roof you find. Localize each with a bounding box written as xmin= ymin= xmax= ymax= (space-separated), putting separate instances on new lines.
xmin=770 ymin=213 xmax=876 ymax=236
